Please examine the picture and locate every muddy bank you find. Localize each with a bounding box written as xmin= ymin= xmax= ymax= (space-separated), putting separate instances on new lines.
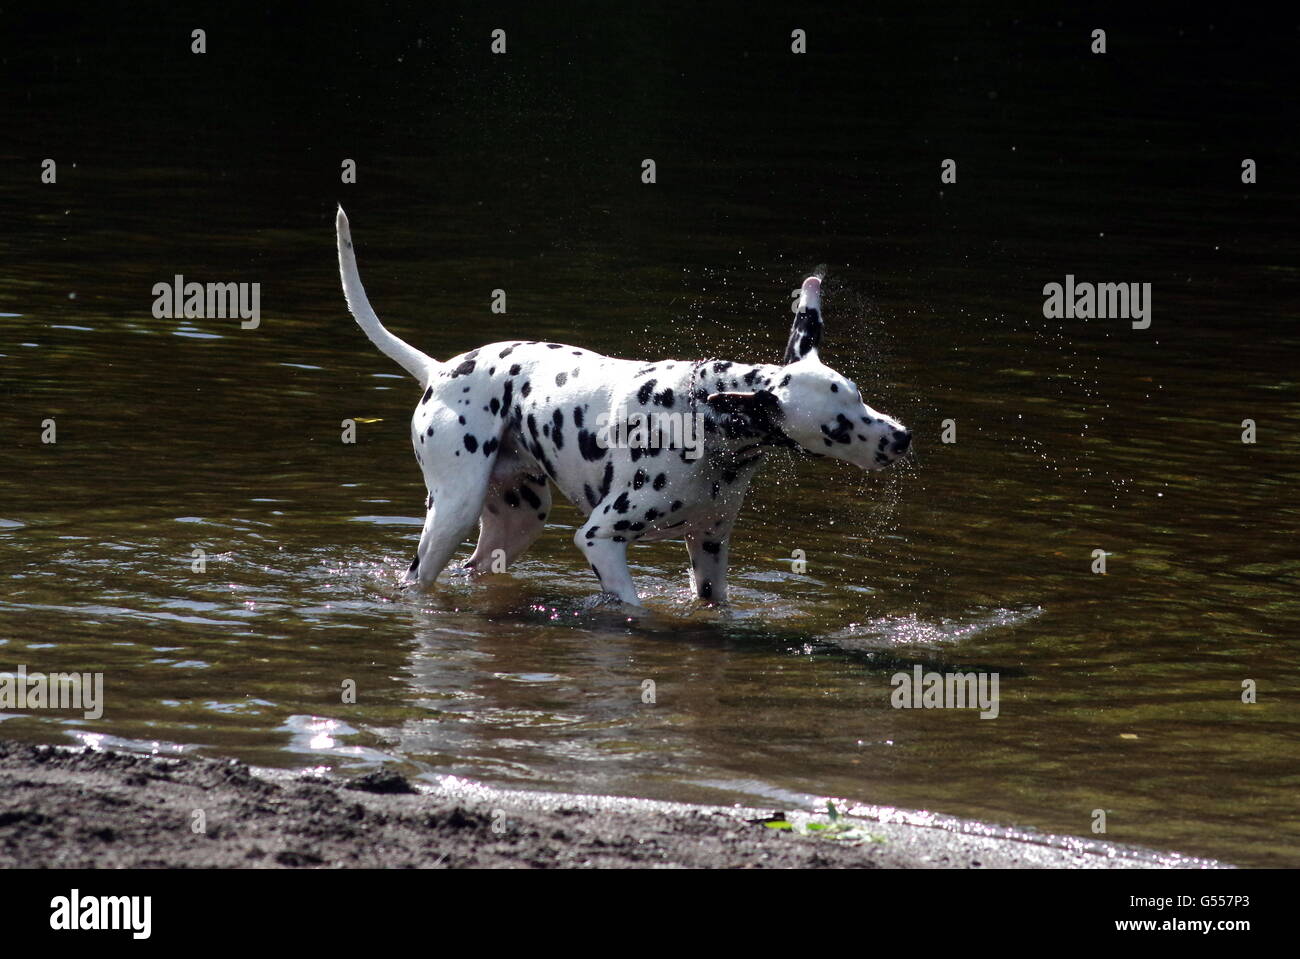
xmin=0 ymin=740 xmax=1227 ymax=868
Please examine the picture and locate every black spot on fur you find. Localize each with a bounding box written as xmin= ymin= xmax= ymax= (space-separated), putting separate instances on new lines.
xmin=504 ymin=489 xmax=520 ymax=508
xmin=520 ymin=485 xmax=541 ymax=509
xmin=821 ymin=413 xmax=854 ymax=444
xmin=555 ymin=371 xmax=568 ymax=387
xmin=652 ymin=473 xmax=666 ymax=490
xmin=612 ymin=492 xmax=630 ymax=513
xmin=551 ymin=409 xmax=565 ymax=449
xmin=633 ymin=469 xmax=647 ymax=490
xmin=637 ymin=380 xmax=656 ymax=404
xmin=784 ymin=306 xmax=823 ymax=363
xmin=699 ymin=580 xmax=713 ymax=599
xmin=451 ymin=359 xmax=476 ymax=377
xmin=653 ymin=388 xmax=674 ymax=407
xmin=577 ymin=430 xmax=606 ymax=461
xmin=421 ymin=386 xmax=433 ymax=404
xmin=702 ymin=541 xmax=721 ymax=555
xmin=463 ymin=434 xmax=478 ymax=453
xmin=521 ymin=381 xmax=532 ymax=398
xmin=573 ymin=406 xmax=584 ymax=428
xmin=599 ymin=462 xmax=614 ymax=499
xmin=482 ymin=437 xmax=499 ymax=457
xmin=533 ymin=448 xmax=557 ymax=479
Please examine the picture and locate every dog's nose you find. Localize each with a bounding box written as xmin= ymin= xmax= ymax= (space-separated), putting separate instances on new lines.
xmin=891 ymin=430 xmax=912 ymax=455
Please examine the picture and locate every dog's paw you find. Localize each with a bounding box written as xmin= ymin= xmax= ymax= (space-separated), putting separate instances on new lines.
xmin=582 ymin=591 xmax=644 ymax=610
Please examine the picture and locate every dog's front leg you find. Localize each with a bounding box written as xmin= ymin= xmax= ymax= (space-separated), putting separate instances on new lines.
xmin=685 ymin=528 xmax=731 ymax=603
xmin=573 ymin=528 xmax=641 ymax=605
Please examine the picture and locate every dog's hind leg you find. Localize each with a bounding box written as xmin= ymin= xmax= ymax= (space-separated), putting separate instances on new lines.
xmin=402 ymin=395 xmax=506 ymax=588
xmin=403 ymin=465 xmax=496 ymax=589
xmin=685 ymin=523 xmax=733 ymax=603
xmin=465 ymin=471 xmax=552 ymax=576
xmin=405 ymin=494 xmax=489 ymax=588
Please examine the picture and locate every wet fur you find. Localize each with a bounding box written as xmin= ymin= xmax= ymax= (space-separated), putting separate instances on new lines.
xmin=336 ymin=208 xmax=911 ymax=605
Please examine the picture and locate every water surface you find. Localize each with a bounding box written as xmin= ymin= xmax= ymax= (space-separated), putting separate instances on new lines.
xmin=1 ymin=7 xmax=1297 ymax=866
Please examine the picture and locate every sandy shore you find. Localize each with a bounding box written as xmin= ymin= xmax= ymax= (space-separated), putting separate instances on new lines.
xmin=0 ymin=739 xmax=1228 ymax=868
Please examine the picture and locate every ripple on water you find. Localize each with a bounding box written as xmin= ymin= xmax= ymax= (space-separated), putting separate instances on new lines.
xmin=827 ymin=605 xmax=1045 ymax=652
xmin=280 ymin=715 xmax=396 ymax=765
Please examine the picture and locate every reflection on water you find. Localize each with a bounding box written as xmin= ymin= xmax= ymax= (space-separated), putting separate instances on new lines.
xmin=1 ymin=8 xmax=1297 ymax=867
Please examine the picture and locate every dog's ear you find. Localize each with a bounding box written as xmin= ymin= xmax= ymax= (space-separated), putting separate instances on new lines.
xmin=783 ymin=268 xmax=826 ymax=363
xmin=705 ymin=390 xmax=782 ymax=437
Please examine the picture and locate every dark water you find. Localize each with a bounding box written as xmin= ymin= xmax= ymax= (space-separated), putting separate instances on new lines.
xmin=2 ymin=8 xmax=1297 ymax=866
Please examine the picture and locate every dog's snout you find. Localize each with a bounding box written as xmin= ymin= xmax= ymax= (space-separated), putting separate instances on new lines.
xmin=891 ymin=429 xmax=912 ymax=455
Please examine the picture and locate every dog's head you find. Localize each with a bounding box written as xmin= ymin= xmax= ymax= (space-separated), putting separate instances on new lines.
xmin=706 ymin=273 xmax=911 ymax=470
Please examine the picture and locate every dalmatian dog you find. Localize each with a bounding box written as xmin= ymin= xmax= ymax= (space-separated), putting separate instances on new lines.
xmin=336 ymin=208 xmax=911 ymax=606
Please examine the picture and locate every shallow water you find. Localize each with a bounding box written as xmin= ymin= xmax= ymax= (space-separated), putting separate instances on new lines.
xmin=1 ymin=8 xmax=1297 ymax=866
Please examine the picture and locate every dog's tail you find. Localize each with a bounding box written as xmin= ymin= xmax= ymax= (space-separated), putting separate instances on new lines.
xmin=336 ymin=206 xmax=439 ymax=385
